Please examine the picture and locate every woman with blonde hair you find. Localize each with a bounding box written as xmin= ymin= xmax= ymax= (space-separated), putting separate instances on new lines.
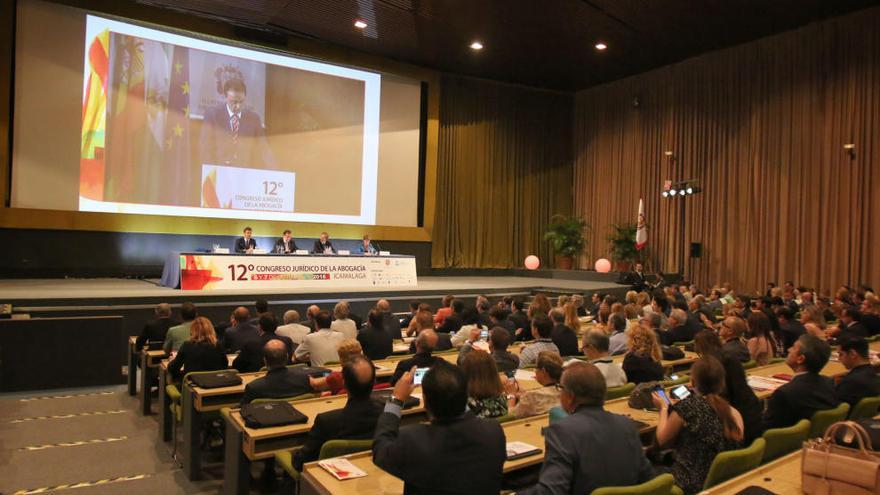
xmin=168 ymin=317 xmax=227 ymax=381
xmin=563 ymin=302 xmax=582 ymax=335
xmin=622 ymin=325 xmax=664 ymax=384
xmin=800 ymin=305 xmax=827 ymax=340
xmin=331 ymin=300 xmax=357 ymax=339
xmin=461 ymin=350 xmax=508 ymax=418
xmin=528 ymin=293 xmax=552 ymax=319
xmin=556 ymin=295 xmax=570 ymax=308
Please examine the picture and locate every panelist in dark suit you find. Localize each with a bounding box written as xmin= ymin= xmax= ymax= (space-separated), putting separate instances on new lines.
xmin=762 ymin=334 xmax=840 ymax=430
xmin=627 ymin=262 xmax=649 ymax=292
xmin=238 ymin=340 xmax=315 ymax=406
xmin=136 ymin=303 xmax=179 ymax=351
xmin=373 ymin=360 xmax=506 ymax=495
xmin=198 ymin=78 xmax=275 ymax=169
xmin=273 ymin=229 xmax=298 ymax=254
xmin=834 ymin=337 xmax=880 ymax=407
xmin=312 ymin=231 xmax=336 ymax=254
xmin=520 ymin=362 xmax=654 ymax=495
xmin=234 ymin=226 xmax=257 ymax=254
xmin=292 ymin=356 xmax=384 ymax=471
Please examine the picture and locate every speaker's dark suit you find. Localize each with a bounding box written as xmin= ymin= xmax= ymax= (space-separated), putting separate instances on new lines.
xmin=234 ymin=237 xmax=257 ymax=253
xmin=762 ymin=372 xmax=841 ymax=430
xmin=312 ymin=240 xmax=336 ymax=254
xmin=273 ymin=237 xmax=298 ymax=254
xmin=199 ymin=104 xmax=275 ymax=168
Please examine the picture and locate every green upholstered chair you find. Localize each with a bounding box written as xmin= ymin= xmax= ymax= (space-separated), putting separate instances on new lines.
xmin=660 ymin=375 xmax=689 ymax=387
xmin=849 ymin=395 xmax=880 ymax=420
xmin=808 ymin=403 xmax=850 ymax=438
xmin=702 ymin=438 xmax=766 ymax=489
xmin=605 ymin=383 xmax=635 ymax=400
xmin=494 ymin=413 xmax=517 ymax=423
xmin=590 ymin=473 xmax=676 ymax=495
xmin=166 ymin=370 xmax=230 ymax=458
xmin=761 ymin=419 xmax=810 ymax=463
xmin=275 ymin=438 xmax=373 ymax=486
xmin=741 ymin=360 xmax=757 ymax=370
xmin=768 ymin=357 xmax=785 ymax=364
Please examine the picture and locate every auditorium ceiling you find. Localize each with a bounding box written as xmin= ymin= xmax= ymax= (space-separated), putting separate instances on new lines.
xmin=133 ymin=0 xmax=880 ymax=90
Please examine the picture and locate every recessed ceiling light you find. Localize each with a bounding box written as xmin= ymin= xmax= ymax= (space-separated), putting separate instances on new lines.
xmin=470 ymin=41 xmax=484 ymax=50
xmin=354 ymin=19 xmax=368 ymax=29
xmin=595 ymin=42 xmax=607 ymax=51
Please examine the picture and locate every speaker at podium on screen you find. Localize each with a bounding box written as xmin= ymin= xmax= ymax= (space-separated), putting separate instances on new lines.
xmin=201 ymin=164 xmax=295 ymax=214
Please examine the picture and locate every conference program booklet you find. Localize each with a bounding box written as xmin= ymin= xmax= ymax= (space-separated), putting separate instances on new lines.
xmin=746 ymin=376 xmax=789 ymax=392
xmin=506 ymin=441 xmax=542 ymax=460
xmin=318 ymin=458 xmax=368 ymax=480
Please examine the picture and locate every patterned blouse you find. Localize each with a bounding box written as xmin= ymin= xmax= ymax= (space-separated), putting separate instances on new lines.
xmin=670 ymin=395 xmax=725 ymax=494
xmin=468 ymin=395 xmax=509 ymax=419
xmin=512 ymin=385 xmax=561 ymax=418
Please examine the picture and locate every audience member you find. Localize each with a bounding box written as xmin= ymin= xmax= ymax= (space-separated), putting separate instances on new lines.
xmin=292 ymin=356 xmax=384 ymax=471
xmin=399 ymin=300 xmax=421 ymax=330
xmin=391 ymin=329 xmax=442 ymax=384
xmin=762 ymin=334 xmax=840 ymax=429
xmin=834 ymin=336 xmax=880 ymax=407
xmin=294 ymin=311 xmax=345 ymax=366
xmin=582 ymin=331 xmax=627 ymax=387
xmin=776 ymin=306 xmax=806 ymax=352
xmin=659 ymin=308 xmax=696 ymax=346
xmin=653 ymin=356 xmax=744 ymax=495
xmin=224 ymin=306 xmax=259 ymax=352
xmin=137 ymin=303 xmax=177 ymax=351
xmin=372 ymin=361 xmax=506 ymax=494
xmin=330 ymin=300 xmax=357 ymax=339
xmin=719 ymin=317 xmax=751 ymax=363
xmin=163 ymin=302 xmax=198 ymax=352
xmin=438 ymin=300 xmax=465 ymax=334
xmin=167 ymin=317 xmax=227 ymax=381
xmin=239 ymin=340 xmax=315 ymax=406
xmin=251 ymin=299 xmax=269 ymax=324
xmin=433 ymin=295 xmax=455 ymax=326
xmin=829 ymin=307 xmax=869 ymax=340
xmin=233 ymin=313 xmax=294 ymax=373
xmin=450 ymin=307 xmax=488 ymax=348
xmin=550 ymin=308 xmax=579 ymax=356
xmin=607 ymin=313 xmax=628 ymax=355
xmin=693 ymin=330 xmax=764 ymax=444
xmin=520 ymin=362 xmax=654 ymax=494
xmin=357 ymin=309 xmax=394 ymax=361
xmin=509 ymin=298 xmax=531 ymax=337
xmin=408 ymin=311 xmax=452 ymax=352
xmin=506 ymin=351 xmax=563 ymax=418
xmin=622 ymin=325 xmax=664 ymax=384
xmin=489 ymin=305 xmax=515 ymax=333
xmin=375 ymin=299 xmax=402 ymax=339
xmin=459 ymin=327 xmax=520 ymax=372
xmin=746 ymin=312 xmax=777 ymax=366
xmin=276 ymin=310 xmax=310 ymax=345
xmin=461 ymin=351 xmax=508 ymax=418
xmin=519 ymin=315 xmax=560 ymax=368
xmin=860 ymin=299 xmax=880 ymax=336
xmin=563 ymin=302 xmax=583 ymax=336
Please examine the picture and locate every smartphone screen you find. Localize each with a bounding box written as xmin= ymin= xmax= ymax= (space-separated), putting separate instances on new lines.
xmin=504 ymin=370 xmax=516 ymax=379
xmin=669 ymin=374 xmax=679 ymax=381
xmin=654 ymin=386 xmax=671 ymax=405
xmin=480 ymin=329 xmax=489 ymax=340
xmin=413 ymin=367 xmax=429 ymax=386
xmin=671 ymin=385 xmax=691 ymax=400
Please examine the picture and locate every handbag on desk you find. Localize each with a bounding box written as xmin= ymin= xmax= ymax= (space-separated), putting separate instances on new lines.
xmin=802 ymin=420 xmax=880 ymax=495
xmin=240 ymin=401 xmax=308 ymax=428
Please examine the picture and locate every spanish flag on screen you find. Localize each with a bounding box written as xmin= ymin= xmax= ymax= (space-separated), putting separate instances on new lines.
xmin=80 ymin=29 xmax=110 ymax=201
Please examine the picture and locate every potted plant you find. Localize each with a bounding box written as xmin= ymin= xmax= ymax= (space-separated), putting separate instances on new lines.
xmin=543 ymin=215 xmax=588 ymax=270
xmin=607 ymin=223 xmax=638 ymax=272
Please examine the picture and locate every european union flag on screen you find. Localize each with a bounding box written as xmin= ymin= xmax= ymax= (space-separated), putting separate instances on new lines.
xmin=162 ymin=45 xmax=192 ymax=205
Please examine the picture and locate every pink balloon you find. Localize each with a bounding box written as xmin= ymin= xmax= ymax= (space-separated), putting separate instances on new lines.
xmin=524 ymin=255 xmax=541 ymax=270
xmin=594 ymin=258 xmax=612 ymax=273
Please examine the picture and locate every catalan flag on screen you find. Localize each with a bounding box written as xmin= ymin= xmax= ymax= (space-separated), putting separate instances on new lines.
xmin=80 ymin=29 xmax=110 ymax=201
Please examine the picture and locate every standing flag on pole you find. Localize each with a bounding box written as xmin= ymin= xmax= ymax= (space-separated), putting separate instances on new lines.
xmin=636 ymin=198 xmax=648 ymax=250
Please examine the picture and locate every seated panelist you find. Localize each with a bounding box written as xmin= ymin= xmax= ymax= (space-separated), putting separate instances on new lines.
xmin=312 ymin=231 xmax=336 ymax=255
xmin=234 ymin=226 xmax=257 ymax=254
xmin=274 ymin=229 xmax=298 ymax=254
xmin=355 ymin=235 xmax=379 ymax=255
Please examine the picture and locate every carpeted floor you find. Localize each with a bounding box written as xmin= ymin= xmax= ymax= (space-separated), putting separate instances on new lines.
xmin=0 ymin=385 xmax=272 ymax=495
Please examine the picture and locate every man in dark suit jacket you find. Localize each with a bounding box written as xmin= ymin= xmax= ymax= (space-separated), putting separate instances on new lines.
xmin=224 ymin=306 xmax=260 ymax=352
xmin=199 ymin=78 xmax=274 ymax=169
xmin=520 ymin=362 xmax=654 ymax=494
xmin=358 ymin=309 xmax=394 ymax=360
xmin=763 ymin=334 xmax=840 ymax=430
xmin=136 ymin=303 xmax=179 ymax=351
xmin=311 ymin=232 xmax=336 ymax=254
xmin=660 ymin=308 xmax=698 ymax=346
xmin=375 ymin=299 xmax=401 ymax=340
xmin=438 ymin=301 xmax=465 ymax=334
xmin=627 ymin=262 xmax=649 ymax=292
xmin=292 ymin=356 xmax=383 ymax=471
xmin=234 ymin=227 xmax=257 ymax=254
xmin=238 ymin=340 xmax=315 ymax=406
xmin=509 ymin=299 xmax=530 ymax=337
xmin=273 ymin=229 xmax=298 ymax=254
xmin=391 ymin=330 xmax=442 ymax=384
xmin=373 ymin=360 xmax=506 ymax=495
xmin=834 ymin=337 xmax=880 ymax=407
xmin=834 ymin=307 xmax=869 ymax=341
xmin=777 ymin=307 xmax=806 ymax=353
xmin=550 ymin=309 xmax=579 ymax=356
xmin=232 ymin=313 xmax=295 ymax=373
xmin=720 ymin=317 xmax=752 ymax=363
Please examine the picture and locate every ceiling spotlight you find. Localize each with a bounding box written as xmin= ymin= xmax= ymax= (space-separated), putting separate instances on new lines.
xmin=661 ymin=191 xmax=669 ymax=198
xmin=595 ymin=42 xmax=607 ymax=51
xmin=354 ymin=19 xmax=368 ymax=29
xmin=669 ymin=189 xmax=677 ymax=196
xmin=470 ymin=41 xmax=484 ymax=50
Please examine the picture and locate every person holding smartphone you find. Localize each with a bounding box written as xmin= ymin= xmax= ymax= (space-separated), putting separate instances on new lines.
xmin=652 ymin=356 xmax=744 ymax=494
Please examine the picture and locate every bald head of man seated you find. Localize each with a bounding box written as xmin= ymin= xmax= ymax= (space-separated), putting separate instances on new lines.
xmin=414 ymin=329 xmax=439 ymax=354
xmin=342 ymin=355 xmax=376 ymax=400
xmin=263 ymin=339 xmax=289 ymax=370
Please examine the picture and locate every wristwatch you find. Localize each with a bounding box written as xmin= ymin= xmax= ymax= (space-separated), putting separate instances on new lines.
xmin=388 ymin=396 xmax=406 ymax=407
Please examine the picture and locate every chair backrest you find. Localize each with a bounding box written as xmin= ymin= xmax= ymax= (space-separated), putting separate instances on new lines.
xmin=251 ymin=392 xmax=317 ymax=404
xmin=605 ymin=382 xmax=636 ymax=400
xmin=671 ymin=340 xmax=693 ymax=347
xmin=660 ymin=375 xmax=689 ymax=387
xmin=849 ymin=395 xmax=880 ymax=420
xmin=703 ymin=438 xmax=766 ymax=489
xmin=761 ymin=419 xmax=810 ymax=463
xmin=808 ymin=403 xmax=851 ymax=438
xmin=590 ymin=473 xmax=675 ymax=495
xmin=494 ymin=413 xmax=517 ymax=424
xmin=741 ymin=359 xmax=757 ymax=370
xmin=318 ymin=439 xmax=373 ymax=459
